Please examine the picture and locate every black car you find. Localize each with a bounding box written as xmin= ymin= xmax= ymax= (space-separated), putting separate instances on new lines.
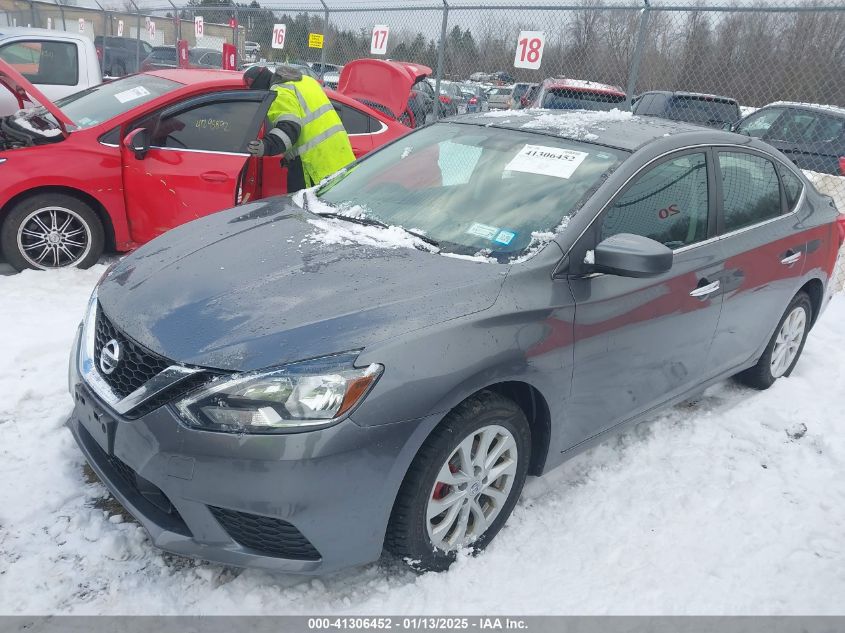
xmin=94 ymin=35 xmax=153 ymax=76
xmin=733 ymin=102 xmax=845 ymax=175
xmin=633 ymin=91 xmax=741 ymax=129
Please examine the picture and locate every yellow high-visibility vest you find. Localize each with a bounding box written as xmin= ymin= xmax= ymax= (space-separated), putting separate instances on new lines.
xmin=267 ymin=75 xmax=355 ymax=187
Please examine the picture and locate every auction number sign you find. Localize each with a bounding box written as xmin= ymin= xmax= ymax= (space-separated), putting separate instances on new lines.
xmin=514 ymin=30 xmax=545 ymax=70
xmin=194 ymin=16 xmax=204 ymax=38
xmin=147 ymin=20 xmax=156 ymax=42
xmin=117 ymin=19 xmax=124 ymax=36
xmin=78 ymin=18 xmax=85 ymax=33
xmin=370 ymin=25 xmax=389 ymax=55
xmin=272 ymin=23 xmax=286 ymax=49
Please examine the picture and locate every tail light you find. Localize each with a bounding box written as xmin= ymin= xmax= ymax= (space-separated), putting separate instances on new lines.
xmin=839 ymin=156 xmax=845 ymax=176
xmin=95 ymin=45 xmax=103 ymax=61
xmin=439 ymin=95 xmax=451 ymax=104
xmin=469 ymin=97 xmax=477 ymax=105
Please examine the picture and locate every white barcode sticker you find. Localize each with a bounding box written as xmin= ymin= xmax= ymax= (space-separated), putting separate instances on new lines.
xmin=505 ymin=144 xmax=589 ymax=179
xmin=114 ymin=86 xmax=151 ymax=104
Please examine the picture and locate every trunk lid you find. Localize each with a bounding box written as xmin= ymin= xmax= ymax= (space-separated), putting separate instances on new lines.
xmin=337 ymin=59 xmax=432 ymax=119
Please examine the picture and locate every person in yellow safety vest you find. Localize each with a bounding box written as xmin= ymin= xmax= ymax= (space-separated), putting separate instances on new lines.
xmin=245 ymin=65 xmax=355 ymax=193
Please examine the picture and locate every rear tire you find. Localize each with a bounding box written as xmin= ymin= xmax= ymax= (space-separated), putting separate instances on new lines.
xmin=1 ymin=193 xmax=104 ymax=271
xmin=737 ymin=291 xmax=812 ymax=390
xmin=385 ymin=391 xmax=530 ymax=572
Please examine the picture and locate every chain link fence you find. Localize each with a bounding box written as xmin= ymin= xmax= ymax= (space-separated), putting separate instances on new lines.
xmin=0 ymin=0 xmax=843 ymax=286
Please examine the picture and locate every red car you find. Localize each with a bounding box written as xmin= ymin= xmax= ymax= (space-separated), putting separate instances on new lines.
xmin=0 ymin=61 xmax=411 ymax=270
xmin=526 ymin=77 xmax=627 ymax=111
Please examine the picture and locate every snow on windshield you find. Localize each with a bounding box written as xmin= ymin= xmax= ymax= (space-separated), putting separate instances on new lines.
xmin=294 ymin=189 xmax=438 ymax=252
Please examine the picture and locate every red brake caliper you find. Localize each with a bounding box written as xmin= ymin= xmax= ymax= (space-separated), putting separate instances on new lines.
xmin=432 ymin=461 xmax=459 ymax=500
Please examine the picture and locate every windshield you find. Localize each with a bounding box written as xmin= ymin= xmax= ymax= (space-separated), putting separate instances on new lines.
xmin=53 ymin=74 xmax=181 ymax=129
xmin=542 ymin=88 xmax=627 ymax=111
xmin=317 ymin=123 xmax=627 ymax=262
xmin=666 ymin=96 xmax=738 ymax=125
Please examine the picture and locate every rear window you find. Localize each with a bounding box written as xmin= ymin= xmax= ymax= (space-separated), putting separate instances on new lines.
xmin=488 ymin=87 xmax=512 ymax=96
xmin=665 ymin=96 xmax=739 ymax=125
xmin=152 ymin=48 xmax=177 ymax=62
xmin=53 ymin=74 xmax=182 ymax=130
xmin=542 ymin=88 xmax=626 ymax=111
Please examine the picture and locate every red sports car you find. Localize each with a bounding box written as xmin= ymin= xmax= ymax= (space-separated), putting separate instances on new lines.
xmin=0 ymin=61 xmax=411 ymax=270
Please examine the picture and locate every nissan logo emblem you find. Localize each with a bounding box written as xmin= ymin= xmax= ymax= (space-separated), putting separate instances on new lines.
xmin=99 ymin=339 xmax=121 ymax=375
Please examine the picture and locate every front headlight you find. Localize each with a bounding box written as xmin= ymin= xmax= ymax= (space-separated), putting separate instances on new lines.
xmin=174 ymin=352 xmax=382 ymax=434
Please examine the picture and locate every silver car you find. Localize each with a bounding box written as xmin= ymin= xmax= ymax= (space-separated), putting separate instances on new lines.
xmin=486 ymin=85 xmax=514 ymax=109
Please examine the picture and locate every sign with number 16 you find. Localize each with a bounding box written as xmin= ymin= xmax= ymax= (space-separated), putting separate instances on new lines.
xmin=514 ymin=30 xmax=545 ymax=70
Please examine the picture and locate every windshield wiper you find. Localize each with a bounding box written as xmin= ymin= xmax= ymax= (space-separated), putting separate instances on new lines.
xmin=317 ymin=212 xmax=440 ymax=248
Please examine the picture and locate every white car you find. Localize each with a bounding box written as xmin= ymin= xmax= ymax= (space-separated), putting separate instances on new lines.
xmin=0 ymin=27 xmax=101 ymax=115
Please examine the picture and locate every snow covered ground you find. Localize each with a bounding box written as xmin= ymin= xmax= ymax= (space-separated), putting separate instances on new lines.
xmin=1 ymin=265 xmax=844 ymax=615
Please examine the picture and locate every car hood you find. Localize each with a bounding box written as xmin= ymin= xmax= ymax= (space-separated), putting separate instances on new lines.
xmin=97 ymin=198 xmax=508 ymax=372
xmin=0 ymin=59 xmax=73 ymax=132
xmin=338 ymin=59 xmax=432 ymax=119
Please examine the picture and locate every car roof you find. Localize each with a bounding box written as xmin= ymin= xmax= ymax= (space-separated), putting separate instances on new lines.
xmin=640 ymin=90 xmax=738 ymax=104
xmin=542 ymin=78 xmax=626 ymax=96
xmin=764 ymin=101 xmax=845 ymax=118
xmin=0 ymin=26 xmax=88 ymax=40
xmin=146 ymin=68 xmax=245 ymax=88
xmin=453 ymin=109 xmax=741 ymax=152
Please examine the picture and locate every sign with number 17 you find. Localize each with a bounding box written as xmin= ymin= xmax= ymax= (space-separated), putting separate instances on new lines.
xmin=370 ymin=25 xmax=389 ymax=55
xmin=514 ymin=30 xmax=545 ymax=70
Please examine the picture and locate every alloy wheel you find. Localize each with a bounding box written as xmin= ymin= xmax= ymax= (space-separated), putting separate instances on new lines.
xmin=17 ymin=206 xmax=92 ymax=269
xmin=426 ymin=424 xmax=518 ymax=552
xmin=770 ymin=306 xmax=807 ymax=378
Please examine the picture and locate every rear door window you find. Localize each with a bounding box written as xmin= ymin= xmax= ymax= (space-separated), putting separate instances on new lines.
xmin=779 ymin=167 xmax=804 ymax=211
xmin=718 ymin=151 xmax=782 ymax=231
xmin=332 ymin=101 xmax=375 ymax=135
xmin=601 ymin=152 xmax=710 ymax=249
xmin=0 ymin=40 xmax=79 ymax=86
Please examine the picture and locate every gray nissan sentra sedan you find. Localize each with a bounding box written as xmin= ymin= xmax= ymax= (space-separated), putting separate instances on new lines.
xmin=67 ymin=110 xmax=841 ymax=574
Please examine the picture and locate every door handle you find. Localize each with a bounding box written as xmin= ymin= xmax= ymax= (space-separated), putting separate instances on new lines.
xmin=201 ymin=171 xmax=229 ymax=183
xmin=690 ymin=280 xmax=720 ymax=298
xmin=780 ymin=251 xmax=802 ymax=266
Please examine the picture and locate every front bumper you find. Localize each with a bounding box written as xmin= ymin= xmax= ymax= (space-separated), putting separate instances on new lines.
xmin=67 ymin=378 xmax=438 ymax=573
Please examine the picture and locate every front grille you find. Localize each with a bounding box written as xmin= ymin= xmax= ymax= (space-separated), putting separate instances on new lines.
xmin=208 ymin=506 xmax=321 ymax=561
xmin=77 ymin=423 xmax=191 ymax=536
xmin=94 ymin=307 xmax=169 ymax=398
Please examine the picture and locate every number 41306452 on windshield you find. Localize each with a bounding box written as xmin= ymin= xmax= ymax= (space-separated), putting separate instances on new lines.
xmin=514 ymin=30 xmax=545 ymax=70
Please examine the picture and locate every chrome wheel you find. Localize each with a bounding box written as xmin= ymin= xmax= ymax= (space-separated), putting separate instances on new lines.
xmin=426 ymin=424 xmax=518 ymax=552
xmin=17 ymin=206 xmax=92 ymax=269
xmin=770 ymin=306 xmax=807 ymax=378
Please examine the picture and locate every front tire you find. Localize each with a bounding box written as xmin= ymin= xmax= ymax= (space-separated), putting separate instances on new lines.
xmin=385 ymin=391 xmax=530 ymax=572
xmin=737 ymin=291 xmax=812 ymax=390
xmin=1 ymin=193 xmax=104 ymax=271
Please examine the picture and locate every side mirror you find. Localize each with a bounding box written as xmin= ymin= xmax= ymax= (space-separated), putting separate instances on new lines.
xmin=722 ymin=121 xmax=734 ymax=131
xmin=592 ymin=233 xmax=673 ymax=278
xmin=123 ymin=127 xmax=151 ymax=160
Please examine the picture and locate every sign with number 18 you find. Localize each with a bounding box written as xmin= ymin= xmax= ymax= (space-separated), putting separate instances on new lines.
xmin=514 ymin=30 xmax=545 ymax=70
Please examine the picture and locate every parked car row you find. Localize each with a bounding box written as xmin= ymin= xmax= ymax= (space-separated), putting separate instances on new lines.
xmin=464 ymin=72 xmax=844 ymax=177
